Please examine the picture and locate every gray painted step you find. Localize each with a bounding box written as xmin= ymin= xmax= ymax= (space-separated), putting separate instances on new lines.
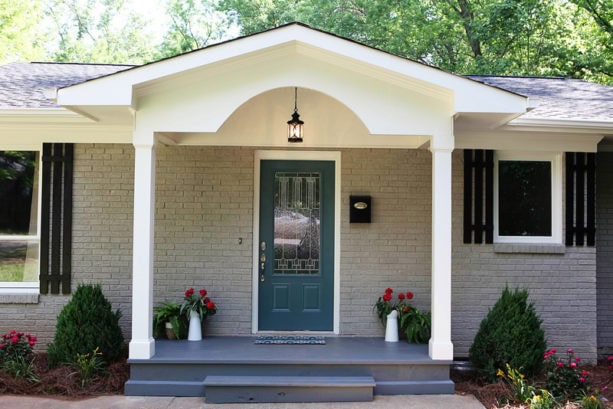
xmin=203 ymin=375 xmax=375 ymax=403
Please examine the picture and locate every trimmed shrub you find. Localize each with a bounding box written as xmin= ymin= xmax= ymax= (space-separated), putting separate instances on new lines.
xmin=48 ymin=284 xmax=124 ymax=367
xmin=469 ymin=287 xmax=546 ymax=382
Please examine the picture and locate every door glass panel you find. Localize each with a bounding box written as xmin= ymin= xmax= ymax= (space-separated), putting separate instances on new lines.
xmin=273 ymin=172 xmax=320 ymax=275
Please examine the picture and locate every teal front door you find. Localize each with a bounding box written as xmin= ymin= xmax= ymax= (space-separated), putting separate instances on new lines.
xmin=258 ymin=160 xmax=335 ymax=331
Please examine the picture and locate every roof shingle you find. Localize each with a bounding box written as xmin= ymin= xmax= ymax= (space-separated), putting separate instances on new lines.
xmin=0 ymin=62 xmax=133 ymax=109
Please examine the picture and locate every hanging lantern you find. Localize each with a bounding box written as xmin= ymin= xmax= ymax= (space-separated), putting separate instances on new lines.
xmin=287 ymin=87 xmax=304 ymax=143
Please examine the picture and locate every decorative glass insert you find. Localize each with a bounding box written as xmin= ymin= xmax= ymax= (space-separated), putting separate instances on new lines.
xmin=499 ymin=160 xmax=551 ymax=236
xmin=273 ymin=172 xmax=320 ymax=275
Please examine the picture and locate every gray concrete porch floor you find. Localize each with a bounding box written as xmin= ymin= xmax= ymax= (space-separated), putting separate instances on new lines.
xmin=0 ymin=394 xmax=486 ymax=409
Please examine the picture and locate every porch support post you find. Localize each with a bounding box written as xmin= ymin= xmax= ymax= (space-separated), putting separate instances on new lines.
xmin=429 ymin=132 xmax=454 ymax=361
xmin=129 ymin=132 xmax=157 ymax=360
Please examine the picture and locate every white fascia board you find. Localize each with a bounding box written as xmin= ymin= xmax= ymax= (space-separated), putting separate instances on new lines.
xmin=57 ymin=24 xmax=527 ymax=115
xmin=0 ymin=108 xmax=95 ymax=123
xmin=507 ymin=117 xmax=613 ymax=133
xmin=456 ymin=130 xmax=603 ymax=152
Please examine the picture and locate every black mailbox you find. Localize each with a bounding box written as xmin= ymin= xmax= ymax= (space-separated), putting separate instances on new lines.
xmin=350 ymin=195 xmax=371 ymax=223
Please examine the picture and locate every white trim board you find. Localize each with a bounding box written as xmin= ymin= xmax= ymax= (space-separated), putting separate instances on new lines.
xmin=252 ymin=150 xmax=342 ymax=334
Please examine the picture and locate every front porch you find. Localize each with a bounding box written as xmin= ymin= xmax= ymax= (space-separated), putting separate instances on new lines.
xmin=125 ymin=336 xmax=454 ymax=402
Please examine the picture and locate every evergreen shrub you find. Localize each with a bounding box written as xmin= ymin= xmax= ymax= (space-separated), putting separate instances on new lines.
xmin=469 ymin=287 xmax=546 ymax=382
xmin=48 ymin=284 xmax=124 ymax=367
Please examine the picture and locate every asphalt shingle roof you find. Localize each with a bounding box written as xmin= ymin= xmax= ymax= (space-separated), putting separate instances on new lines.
xmin=467 ymin=75 xmax=613 ymax=122
xmin=0 ymin=62 xmax=133 ymax=109
xmin=0 ymin=62 xmax=611 ymax=124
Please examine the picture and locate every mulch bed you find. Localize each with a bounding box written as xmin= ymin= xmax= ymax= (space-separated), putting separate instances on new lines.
xmin=453 ymin=359 xmax=613 ymax=409
xmin=1 ymin=353 xmax=611 ymax=407
xmin=0 ymin=352 xmax=129 ymax=399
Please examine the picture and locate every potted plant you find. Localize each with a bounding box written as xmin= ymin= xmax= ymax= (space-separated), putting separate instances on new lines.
xmin=374 ymin=287 xmax=431 ymax=343
xmin=153 ymin=301 xmax=187 ymax=340
xmin=180 ymin=288 xmax=217 ymax=341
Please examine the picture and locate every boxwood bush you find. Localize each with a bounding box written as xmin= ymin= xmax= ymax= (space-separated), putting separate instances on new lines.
xmin=48 ymin=284 xmax=124 ymax=367
xmin=469 ymin=287 xmax=546 ymax=382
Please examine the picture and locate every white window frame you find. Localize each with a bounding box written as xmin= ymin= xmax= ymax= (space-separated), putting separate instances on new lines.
xmin=0 ymin=145 xmax=42 ymax=294
xmin=494 ymin=151 xmax=562 ymax=244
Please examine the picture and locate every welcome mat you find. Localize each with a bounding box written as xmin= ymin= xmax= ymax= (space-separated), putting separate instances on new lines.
xmin=254 ymin=335 xmax=326 ymax=345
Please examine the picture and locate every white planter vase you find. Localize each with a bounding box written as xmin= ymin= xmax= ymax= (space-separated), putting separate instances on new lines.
xmin=188 ymin=310 xmax=202 ymax=341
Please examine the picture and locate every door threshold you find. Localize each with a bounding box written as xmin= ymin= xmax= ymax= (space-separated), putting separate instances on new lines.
xmin=255 ymin=331 xmax=336 ymax=336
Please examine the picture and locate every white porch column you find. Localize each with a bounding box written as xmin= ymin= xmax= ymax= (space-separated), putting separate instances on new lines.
xmin=429 ymin=135 xmax=454 ymax=360
xmin=129 ymin=134 xmax=157 ymax=360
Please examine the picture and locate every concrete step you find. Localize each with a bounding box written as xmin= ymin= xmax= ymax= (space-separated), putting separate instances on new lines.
xmin=203 ymin=375 xmax=376 ymax=403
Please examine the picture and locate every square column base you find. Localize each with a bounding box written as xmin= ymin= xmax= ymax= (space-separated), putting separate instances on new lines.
xmin=129 ymin=338 xmax=155 ymax=359
xmin=429 ymin=339 xmax=454 ymax=360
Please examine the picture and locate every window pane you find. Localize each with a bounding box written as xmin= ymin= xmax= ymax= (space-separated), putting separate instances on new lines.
xmin=0 ymin=241 xmax=39 ymax=282
xmin=499 ymin=161 xmax=551 ymax=236
xmin=0 ymin=151 xmax=38 ymax=235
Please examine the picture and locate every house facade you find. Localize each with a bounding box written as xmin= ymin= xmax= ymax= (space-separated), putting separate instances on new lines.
xmin=0 ymin=24 xmax=612 ymax=395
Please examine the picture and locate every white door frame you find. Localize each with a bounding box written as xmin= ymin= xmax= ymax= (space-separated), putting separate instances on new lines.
xmin=252 ymin=150 xmax=341 ymax=334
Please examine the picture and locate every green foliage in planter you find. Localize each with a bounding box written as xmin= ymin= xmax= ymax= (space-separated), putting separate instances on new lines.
xmin=153 ymin=301 xmax=188 ymax=339
xmin=469 ymin=287 xmax=546 ymax=383
xmin=47 ymin=284 xmax=124 ymax=367
xmin=400 ymin=307 xmax=431 ymax=344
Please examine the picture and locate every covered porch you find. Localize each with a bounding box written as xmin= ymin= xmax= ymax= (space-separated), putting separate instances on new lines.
xmin=54 ymin=23 xmax=528 ymax=399
xmin=125 ymin=336 xmax=453 ymax=401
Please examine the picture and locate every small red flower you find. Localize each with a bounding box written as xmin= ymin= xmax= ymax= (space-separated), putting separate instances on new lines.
xmin=185 ymin=288 xmax=194 ymax=298
xmin=579 ymin=377 xmax=585 ymax=383
xmin=200 ymin=289 xmax=207 ymax=297
xmin=382 ymin=293 xmax=392 ymax=302
xmin=550 ymin=349 xmax=557 ymax=354
xmin=557 ymin=361 xmax=564 ymax=368
xmin=385 ymin=288 xmax=393 ymax=295
xmin=581 ymin=370 xmax=588 ymax=377
xmin=11 ymin=336 xmax=19 ymax=344
xmin=567 ymin=348 xmax=574 ymax=354
xmin=398 ymin=293 xmax=405 ymax=300
xmin=575 ymin=357 xmax=581 ymax=362
xmin=402 ymin=306 xmax=410 ymax=313
xmin=570 ymin=362 xmax=577 ymax=368
xmin=406 ymin=292 xmax=414 ymax=300
xmin=607 ymin=355 xmax=613 ymax=361
xmin=203 ymin=297 xmax=210 ymax=304
xmin=207 ymin=301 xmax=216 ymax=310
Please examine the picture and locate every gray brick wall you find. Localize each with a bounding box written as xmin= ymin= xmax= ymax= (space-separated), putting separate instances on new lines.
xmin=0 ymin=144 xmax=135 ymax=349
xmin=452 ymin=150 xmax=597 ymax=361
xmin=0 ymin=145 xmax=599 ymax=361
xmin=597 ymin=151 xmax=613 ymax=356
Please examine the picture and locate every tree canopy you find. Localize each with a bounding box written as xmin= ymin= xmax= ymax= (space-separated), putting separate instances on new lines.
xmin=0 ymin=0 xmax=610 ymax=84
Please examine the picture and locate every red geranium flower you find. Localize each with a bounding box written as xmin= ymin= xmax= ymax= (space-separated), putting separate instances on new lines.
xmin=185 ymin=288 xmax=194 ymax=297
xmin=557 ymin=361 xmax=564 ymax=368
xmin=11 ymin=336 xmax=19 ymax=344
xmin=581 ymin=370 xmax=588 ymax=377
xmin=570 ymin=362 xmax=577 ymax=368
xmin=398 ymin=293 xmax=405 ymax=300
xmin=385 ymin=288 xmax=393 ymax=295
xmin=207 ymin=302 xmax=216 ymax=310
xmin=200 ymin=289 xmax=207 ymax=297
xmin=402 ymin=306 xmax=410 ymax=313
xmin=382 ymin=293 xmax=392 ymax=302
xmin=406 ymin=292 xmax=414 ymax=300
xmin=567 ymin=348 xmax=574 ymax=354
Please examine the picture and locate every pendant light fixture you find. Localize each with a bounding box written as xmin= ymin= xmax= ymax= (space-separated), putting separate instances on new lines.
xmin=287 ymin=87 xmax=304 ymax=143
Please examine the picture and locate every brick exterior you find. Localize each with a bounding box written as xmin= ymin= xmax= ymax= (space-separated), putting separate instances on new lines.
xmin=0 ymin=145 xmax=600 ymax=361
xmin=597 ymin=152 xmax=613 ymax=356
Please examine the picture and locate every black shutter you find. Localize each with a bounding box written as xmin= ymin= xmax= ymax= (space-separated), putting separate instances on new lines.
xmin=565 ymin=152 xmax=596 ymax=246
xmin=463 ymin=149 xmax=494 ymax=244
xmin=40 ymin=143 xmax=73 ymax=295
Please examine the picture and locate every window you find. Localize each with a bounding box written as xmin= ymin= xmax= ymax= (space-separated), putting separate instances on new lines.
xmin=494 ymin=152 xmax=562 ymax=243
xmin=0 ymin=151 xmax=40 ymax=292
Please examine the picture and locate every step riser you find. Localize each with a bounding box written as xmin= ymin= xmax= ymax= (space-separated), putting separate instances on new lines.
xmin=206 ymin=385 xmax=373 ymax=403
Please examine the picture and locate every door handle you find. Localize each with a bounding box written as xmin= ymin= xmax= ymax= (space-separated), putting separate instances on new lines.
xmin=260 ymin=241 xmax=266 ymax=281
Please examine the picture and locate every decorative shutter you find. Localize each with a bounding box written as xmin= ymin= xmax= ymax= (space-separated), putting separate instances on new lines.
xmin=463 ymin=149 xmax=494 ymax=244
xmin=40 ymin=143 xmax=73 ymax=295
xmin=565 ymin=152 xmax=596 ymax=246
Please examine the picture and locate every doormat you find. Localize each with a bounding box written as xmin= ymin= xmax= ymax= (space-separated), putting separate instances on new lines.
xmin=254 ymin=335 xmax=326 ymax=345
